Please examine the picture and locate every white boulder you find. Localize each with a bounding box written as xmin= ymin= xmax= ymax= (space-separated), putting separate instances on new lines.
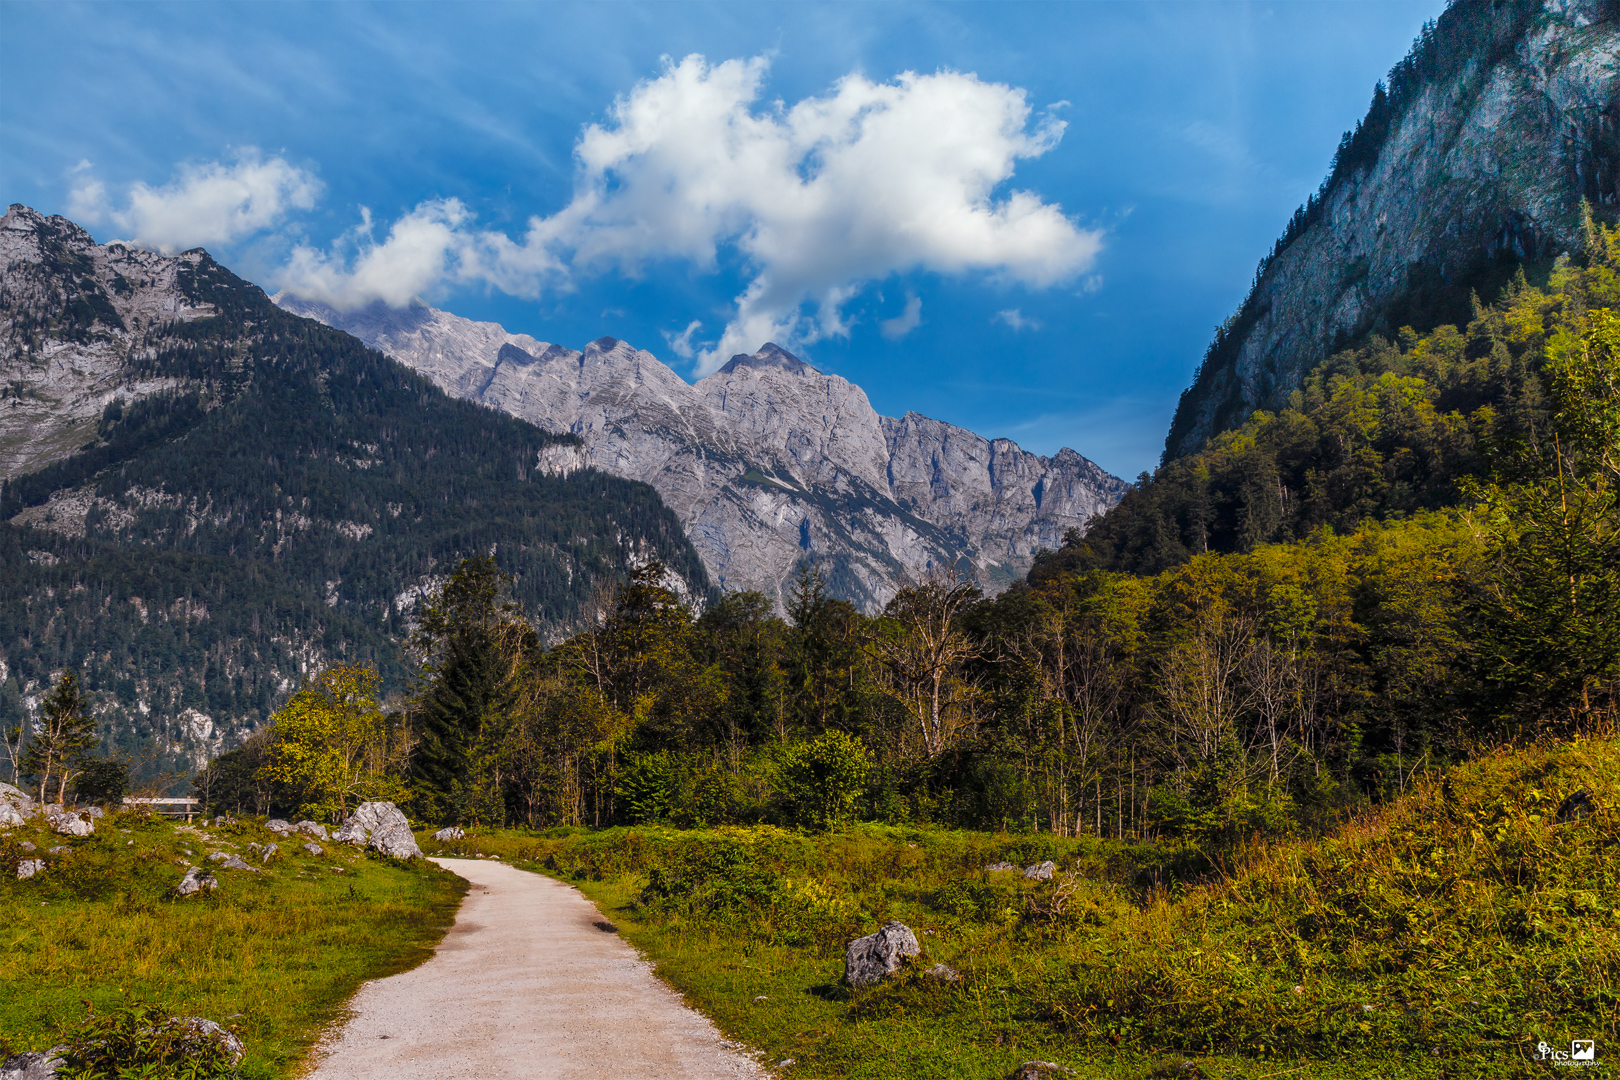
xmin=844 ymin=921 xmax=921 ymax=988
xmin=334 ymin=802 xmax=422 ymax=859
xmin=175 ymin=866 xmax=218 ymax=897
xmin=16 ymin=859 xmax=45 ymax=880
xmin=433 ymin=826 xmax=465 ymax=841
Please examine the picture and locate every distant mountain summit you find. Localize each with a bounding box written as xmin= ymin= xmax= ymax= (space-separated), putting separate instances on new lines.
xmin=276 ymin=296 xmax=1127 ymax=610
xmin=1167 ymin=0 xmax=1619 ymax=459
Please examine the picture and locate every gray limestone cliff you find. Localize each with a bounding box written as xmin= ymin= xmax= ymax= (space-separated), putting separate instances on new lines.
xmin=1166 ymin=0 xmax=1619 ymax=460
xmin=275 ymin=297 xmax=1127 ymax=611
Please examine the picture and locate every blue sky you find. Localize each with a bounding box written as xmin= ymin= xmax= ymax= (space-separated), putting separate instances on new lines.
xmin=1 ymin=1 xmax=1443 ymax=479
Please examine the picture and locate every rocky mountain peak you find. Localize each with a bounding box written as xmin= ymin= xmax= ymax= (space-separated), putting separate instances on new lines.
xmin=281 ymin=297 xmax=1127 ymax=610
xmin=717 ymin=342 xmax=821 ymax=377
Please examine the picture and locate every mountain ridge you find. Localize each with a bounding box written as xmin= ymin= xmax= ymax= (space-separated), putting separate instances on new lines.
xmin=0 ymin=203 xmax=708 ymax=772
xmin=275 ymin=295 xmax=1128 ymax=611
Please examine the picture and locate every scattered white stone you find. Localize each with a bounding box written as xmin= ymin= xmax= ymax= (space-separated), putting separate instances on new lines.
xmin=1022 ymin=861 xmax=1056 ymax=881
xmin=294 ymin=820 xmax=329 ymax=840
xmin=433 ymin=826 xmax=465 ymax=841
xmin=304 ymin=843 xmax=324 ymax=857
xmin=264 ymin=819 xmax=294 ymax=835
xmin=984 ymin=861 xmax=1016 ymax=872
xmin=16 ymin=859 xmax=45 ymax=880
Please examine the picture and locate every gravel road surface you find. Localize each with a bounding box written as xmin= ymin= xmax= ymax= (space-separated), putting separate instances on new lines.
xmin=307 ymin=857 xmax=769 ymax=1079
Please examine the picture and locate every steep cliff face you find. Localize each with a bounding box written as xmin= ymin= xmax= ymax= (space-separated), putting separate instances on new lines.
xmin=276 ymin=297 xmax=1127 ymax=611
xmin=1166 ymin=0 xmax=1619 ymax=459
xmin=0 ymin=208 xmax=216 ymax=478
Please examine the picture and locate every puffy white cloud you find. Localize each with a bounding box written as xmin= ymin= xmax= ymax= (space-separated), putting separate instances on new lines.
xmin=70 ymin=152 xmax=320 ymax=254
xmin=995 ymin=308 xmax=1043 ymax=332
xmin=879 ymin=294 xmax=923 ymax=340
xmin=271 ymin=54 xmax=1100 ymax=366
xmin=546 ymin=55 xmax=1101 ymax=371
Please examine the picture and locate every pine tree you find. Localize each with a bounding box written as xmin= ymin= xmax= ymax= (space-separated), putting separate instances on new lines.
xmin=21 ymin=671 xmax=99 ymax=805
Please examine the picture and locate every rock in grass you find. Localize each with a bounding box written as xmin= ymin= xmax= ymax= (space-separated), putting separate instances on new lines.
xmin=166 ymin=1017 xmax=244 ymax=1063
xmin=0 ymin=1047 xmax=66 ymax=1079
xmin=175 ymin=866 xmax=218 ymax=897
xmin=0 ymin=801 xmax=24 ymax=829
xmin=1022 ymin=860 xmax=1056 ymax=881
xmin=207 ymin=852 xmax=258 ymax=872
xmin=85 ymin=806 xmax=105 ymax=819
xmin=295 ymin=820 xmax=330 ymax=840
xmin=1009 ymin=1063 xmax=1072 ymax=1079
xmin=1558 ymin=789 xmax=1596 ymax=823
xmin=16 ymin=859 xmax=45 ymax=880
xmin=304 ymin=843 xmax=324 ymax=857
xmin=844 ymin=921 xmax=920 ymax=988
xmin=334 ymin=802 xmax=422 ymax=859
xmin=264 ymin=818 xmax=295 ymax=835
xmin=925 ymin=963 xmax=961 ymax=982
xmin=47 ymin=809 xmax=93 ymax=837
xmin=433 ymin=826 xmax=465 ymax=841
xmin=19 ymin=841 xmax=35 ymax=852
xmin=985 ymin=861 xmax=1016 ymax=872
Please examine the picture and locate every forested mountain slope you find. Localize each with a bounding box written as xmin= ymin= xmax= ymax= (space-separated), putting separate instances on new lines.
xmin=1166 ymin=0 xmax=1618 ymax=460
xmin=1048 ymin=223 xmax=1617 ymax=576
xmin=0 ymin=205 xmax=708 ymax=774
xmin=276 ymin=297 xmax=1126 ymax=613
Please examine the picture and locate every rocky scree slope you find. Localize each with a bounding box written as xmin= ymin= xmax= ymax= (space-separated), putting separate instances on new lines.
xmin=276 ymin=297 xmax=1127 ymax=612
xmin=0 ymin=204 xmax=707 ymax=773
xmin=1166 ymin=0 xmax=1619 ymax=460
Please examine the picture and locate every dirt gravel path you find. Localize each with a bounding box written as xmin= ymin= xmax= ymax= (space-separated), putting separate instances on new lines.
xmin=307 ymin=857 xmax=770 ymax=1080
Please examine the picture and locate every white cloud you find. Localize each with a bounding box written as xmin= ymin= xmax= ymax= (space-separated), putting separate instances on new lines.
xmin=879 ymin=294 xmax=923 ymax=341
xmin=270 ymin=54 xmax=1102 ymax=365
xmin=70 ymin=152 xmax=320 ymax=254
xmin=662 ymin=319 xmax=705 ymax=359
xmin=995 ymin=308 xmax=1043 ymax=332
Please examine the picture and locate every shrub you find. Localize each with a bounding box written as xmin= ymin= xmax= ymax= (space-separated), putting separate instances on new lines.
xmin=776 ymin=731 xmax=871 ymax=830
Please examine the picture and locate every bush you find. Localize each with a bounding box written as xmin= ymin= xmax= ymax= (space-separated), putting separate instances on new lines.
xmin=776 ymin=731 xmax=871 ymax=830
xmin=71 ymin=758 xmax=129 ymax=805
xmin=56 ymin=1002 xmax=241 ymax=1080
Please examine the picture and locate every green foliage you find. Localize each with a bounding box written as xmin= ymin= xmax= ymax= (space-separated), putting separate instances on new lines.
xmin=56 ymin=1003 xmax=240 ymax=1080
xmin=70 ymin=758 xmax=129 ymax=805
xmin=776 ymin=730 xmax=872 ymax=830
xmin=260 ymin=665 xmax=406 ymax=820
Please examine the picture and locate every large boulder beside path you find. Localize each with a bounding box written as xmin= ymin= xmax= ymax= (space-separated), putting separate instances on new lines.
xmin=844 ymin=921 xmax=921 ymax=988
xmin=334 ymin=801 xmax=422 ymax=859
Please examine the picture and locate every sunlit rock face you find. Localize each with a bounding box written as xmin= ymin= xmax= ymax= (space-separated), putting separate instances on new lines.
xmin=1166 ymin=0 xmax=1620 ymax=459
xmin=278 ymin=296 xmax=1127 ymax=611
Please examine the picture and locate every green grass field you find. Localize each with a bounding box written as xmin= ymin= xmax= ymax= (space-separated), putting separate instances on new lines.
xmin=426 ymin=738 xmax=1620 ymax=1079
xmin=0 ymin=812 xmax=466 ymax=1078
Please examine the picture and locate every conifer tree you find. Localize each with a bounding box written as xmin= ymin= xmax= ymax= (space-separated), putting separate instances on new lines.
xmin=21 ymin=671 xmax=98 ymax=805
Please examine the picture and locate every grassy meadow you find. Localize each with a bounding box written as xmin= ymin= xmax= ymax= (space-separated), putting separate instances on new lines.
xmin=0 ymin=811 xmax=466 ymax=1078
xmin=425 ymin=737 xmax=1620 ymax=1079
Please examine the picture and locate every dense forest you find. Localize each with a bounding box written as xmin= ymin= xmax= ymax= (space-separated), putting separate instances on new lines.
xmin=1 ymin=243 xmax=708 ymax=782
xmin=188 ymin=220 xmax=1618 ymax=846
